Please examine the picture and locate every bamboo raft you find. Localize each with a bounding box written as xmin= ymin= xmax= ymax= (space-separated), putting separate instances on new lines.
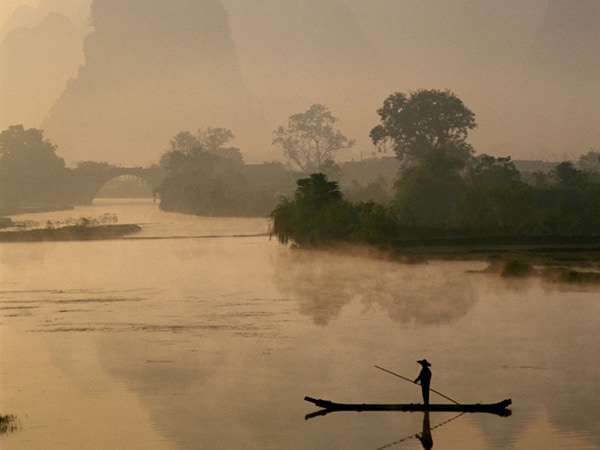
xmin=304 ymin=396 xmax=512 ymax=417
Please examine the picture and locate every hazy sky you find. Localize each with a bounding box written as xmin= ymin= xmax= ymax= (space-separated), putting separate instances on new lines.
xmin=1 ymin=1 xmax=598 ymax=166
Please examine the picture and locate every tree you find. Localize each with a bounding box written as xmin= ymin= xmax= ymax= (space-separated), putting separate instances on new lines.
xmin=0 ymin=125 xmax=69 ymax=211
xmin=197 ymin=127 xmax=235 ymax=153
xmin=157 ymin=149 xmax=249 ymax=216
xmin=271 ymin=173 xmax=346 ymax=245
xmin=553 ymin=161 xmax=587 ymax=190
xmin=160 ymin=127 xmax=242 ymax=170
xmin=370 ymin=89 xmax=477 ymax=166
xmin=271 ymin=173 xmax=397 ymax=246
xmin=392 ymin=149 xmax=466 ymax=229
xmin=167 ymin=131 xmax=200 ymax=156
xmin=295 ymin=172 xmax=343 ymax=208
xmin=461 ymin=155 xmax=534 ymax=232
xmin=577 ymin=149 xmax=600 ymax=175
xmin=158 ymin=129 xmax=295 ymax=217
xmin=273 ymin=104 xmax=355 ymax=172
xmin=466 ymin=155 xmax=522 ymax=187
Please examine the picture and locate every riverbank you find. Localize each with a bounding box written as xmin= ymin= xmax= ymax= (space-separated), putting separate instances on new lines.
xmin=0 ymin=224 xmax=141 ymax=242
xmin=304 ymin=232 xmax=600 ymax=267
xmin=307 ymin=238 xmax=600 ymax=283
xmin=0 ymin=204 xmax=75 ymax=217
xmin=387 ymin=240 xmax=600 ymax=267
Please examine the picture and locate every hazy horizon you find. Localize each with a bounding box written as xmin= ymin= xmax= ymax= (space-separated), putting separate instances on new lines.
xmin=1 ymin=0 xmax=598 ymax=167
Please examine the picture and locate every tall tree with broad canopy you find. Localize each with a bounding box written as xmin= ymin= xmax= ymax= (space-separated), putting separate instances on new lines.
xmin=370 ymin=89 xmax=477 ymax=166
xmin=0 ymin=125 xmax=69 ymax=210
xmin=273 ymin=104 xmax=355 ymax=172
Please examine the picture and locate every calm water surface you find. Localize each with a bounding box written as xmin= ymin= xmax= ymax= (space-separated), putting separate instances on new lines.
xmin=1 ymin=199 xmax=598 ymax=449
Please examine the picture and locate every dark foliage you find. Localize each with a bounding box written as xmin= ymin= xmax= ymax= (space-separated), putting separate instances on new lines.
xmin=158 ymin=145 xmax=296 ymax=217
xmin=370 ymin=89 xmax=476 ymax=166
xmin=0 ymin=125 xmax=70 ymax=212
xmin=392 ymin=148 xmax=465 ymax=229
xmin=270 ymin=173 xmax=397 ymax=246
xmin=271 ymin=158 xmax=600 ymax=249
xmin=501 ymin=260 xmax=535 ymax=277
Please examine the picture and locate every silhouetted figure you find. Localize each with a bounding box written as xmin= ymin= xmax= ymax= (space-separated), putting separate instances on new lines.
xmin=416 ymin=411 xmax=433 ymax=449
xmin=414 ymin=359 xmax=432 ymax=405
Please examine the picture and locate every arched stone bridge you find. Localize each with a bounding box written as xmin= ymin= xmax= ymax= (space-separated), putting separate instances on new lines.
xmin=69 ymin=163 xmax=166 ymax=204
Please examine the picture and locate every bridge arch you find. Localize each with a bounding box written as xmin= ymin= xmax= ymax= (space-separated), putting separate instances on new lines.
xmin=94 ymin=174 xmax=155 ymax=199
xmin=70 ymin=164 xmax=166 ymax=205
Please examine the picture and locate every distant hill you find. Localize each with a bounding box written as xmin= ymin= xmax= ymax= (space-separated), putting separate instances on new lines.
xmin=3 ymin=1 xmax=597 ymax=166
xmin=0 ymin=12 xmax=82 ymax=130
xmin=42 ymin=0 xmax=253 ymax=166
xmin=41 ymin=0 xmax=387 ymax=166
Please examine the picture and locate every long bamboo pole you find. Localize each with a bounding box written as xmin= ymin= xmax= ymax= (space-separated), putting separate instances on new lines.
xmin=374 ymin=365 xmax=460 ymax=405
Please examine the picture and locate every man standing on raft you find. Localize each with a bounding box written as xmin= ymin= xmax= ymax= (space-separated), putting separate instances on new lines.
xmin=414 ymin=359 xmax=432 ymax=405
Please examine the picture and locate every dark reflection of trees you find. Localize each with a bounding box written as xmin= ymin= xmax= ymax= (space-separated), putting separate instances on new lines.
xmin=273 ymin=249 xmax=477 ymax=326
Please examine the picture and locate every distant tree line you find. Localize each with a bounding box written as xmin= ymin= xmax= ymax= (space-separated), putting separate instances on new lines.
xmin=0 ymin=125 xmax=161 ymax=214
xmin=271 ymin=158 xmax=600 ymax=247
xmin=271 ymin=90 xmax=600 ymax=246
xmin=156 ymin=128 xmax=297 ymax=216
xmin=157 ymin=106 xmax=357 ymax=216
xmin=3 ymin=89 xmax=600 ymax=243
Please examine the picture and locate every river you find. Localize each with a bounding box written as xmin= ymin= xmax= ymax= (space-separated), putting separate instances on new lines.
xmin=1 ymin=199 xmax=598 ymax=449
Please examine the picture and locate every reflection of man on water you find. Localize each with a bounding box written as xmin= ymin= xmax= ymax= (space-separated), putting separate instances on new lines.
xmin=414 ymin=359 xmax=432 ymax=405
xmin=416 ymin=411 xmax=433 ymax=449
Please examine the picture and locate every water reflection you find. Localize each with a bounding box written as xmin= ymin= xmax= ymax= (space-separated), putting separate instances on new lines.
xmin=0 ymin=415 xmax=18 ymax=435
xmin=374 ymin=413 xmax=431 ymax=450
xmin=3 ymin=203 xmax=600 ymax=449
xmin=377 ymin=412 xmax=472 ymax=450
xmin=545 ymin=369 xmax=600 ymax=449
xmin=273 ymin=248 xmax=477 ymax=325
xmin=416 ymin=412 xmax=433 ymax=450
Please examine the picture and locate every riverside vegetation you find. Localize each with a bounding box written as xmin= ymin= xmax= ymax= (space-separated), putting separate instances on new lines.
xmin=269 ymin=90 xmax=600 ymax=276
xmin=0 ymin=214 xmax=140 ymax=242
xmin=3 ymin=90 xmax=600 ymax=265
xmin=270 ymin=172 xmax=600 ymax=271
xmin=0 ymin=414 xmax=18 ymax=435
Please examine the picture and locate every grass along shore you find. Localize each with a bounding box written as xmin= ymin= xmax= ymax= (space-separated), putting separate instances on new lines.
xmin=0 ymin=223 xmax=141 ymax=242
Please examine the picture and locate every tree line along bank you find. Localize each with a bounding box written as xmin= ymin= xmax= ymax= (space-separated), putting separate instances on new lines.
xmin=2 ymin=89 xmax=599 ymax=244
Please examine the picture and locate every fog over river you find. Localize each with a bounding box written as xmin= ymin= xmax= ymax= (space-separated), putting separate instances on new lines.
xmin=1 ymin=199 xmax=598 ymax=449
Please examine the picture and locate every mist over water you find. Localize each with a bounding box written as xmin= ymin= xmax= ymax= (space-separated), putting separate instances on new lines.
xmin=274 ymin=248 xmax=477 ymax=326
xmin=1 ymin=200 xmax=599 ymax=449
